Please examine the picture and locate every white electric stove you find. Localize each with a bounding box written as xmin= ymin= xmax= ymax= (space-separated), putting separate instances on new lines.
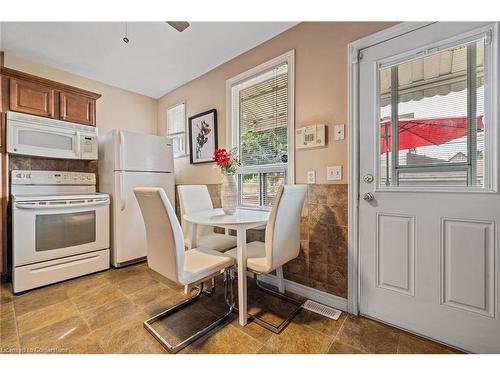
xmin=11 ymin=170 xmax=110 ymax=293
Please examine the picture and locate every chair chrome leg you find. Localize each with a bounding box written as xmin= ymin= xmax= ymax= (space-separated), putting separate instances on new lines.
xmin=201 ymin=277 xmax=216 ymax=296
xmin=249 ymin=273 xmax=303 ymax=334
xmin=276 ymin=266 xmax=285 ymax=293
xmin=143 ymin=269 xmax=236 ymax=354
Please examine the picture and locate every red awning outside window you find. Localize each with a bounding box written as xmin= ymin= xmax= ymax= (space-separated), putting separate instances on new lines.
xmin=380 ymin=115 xmax=484 ymax=154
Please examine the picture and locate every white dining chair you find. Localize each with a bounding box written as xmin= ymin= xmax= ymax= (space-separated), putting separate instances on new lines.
xmin=134 ymin=187 xmax=236 ymax=353
xmin=178 ymin=185 xmax=237 ymax=251
xmin=226 ymin=184 xmax=307 ymax=333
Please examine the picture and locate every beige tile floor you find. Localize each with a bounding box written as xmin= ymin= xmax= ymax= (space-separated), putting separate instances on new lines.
xmin=0 ymin=262 xmax=462 ymax=354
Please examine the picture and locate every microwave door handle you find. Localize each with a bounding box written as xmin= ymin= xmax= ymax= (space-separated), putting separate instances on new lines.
xmin=76 ymin=131 xmax=81 ymax=157
xmin=15 ymin=200 xmax=109 ymax=209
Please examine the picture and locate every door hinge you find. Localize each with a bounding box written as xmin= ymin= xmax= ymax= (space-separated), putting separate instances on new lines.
xmin=352 ymin=50 xmax=364 ymax=64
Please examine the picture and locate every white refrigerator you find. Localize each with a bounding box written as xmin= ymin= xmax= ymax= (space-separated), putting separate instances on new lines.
xmin=99 ymin=129 xmax=175 ymax=267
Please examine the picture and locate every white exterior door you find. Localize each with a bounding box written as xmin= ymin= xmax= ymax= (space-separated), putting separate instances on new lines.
xmin=358 ymin=22 xmax=500 ymax=353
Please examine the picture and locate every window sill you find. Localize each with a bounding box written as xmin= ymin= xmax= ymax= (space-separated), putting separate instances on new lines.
xmin=174 ymin=153 xmax=190 ymax=159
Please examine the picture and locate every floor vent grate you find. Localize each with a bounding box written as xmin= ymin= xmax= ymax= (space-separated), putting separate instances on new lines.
xmin=302 ymin=300 xmax=342 ymax=320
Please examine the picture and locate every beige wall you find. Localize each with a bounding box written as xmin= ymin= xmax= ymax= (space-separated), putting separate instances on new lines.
xmin=158 ymin=22 xmax=397 ymax=185
xmin=3 ymin=53 xmax=158 ymax=137
xmin=4 ymin=22 xmax=397 ymax=185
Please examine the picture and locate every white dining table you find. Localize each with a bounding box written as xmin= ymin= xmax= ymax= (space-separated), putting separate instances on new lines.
xmin=183 ymin=207 xmax=270 ymax=326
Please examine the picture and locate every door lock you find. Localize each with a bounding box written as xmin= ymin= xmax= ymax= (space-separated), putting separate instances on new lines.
xmin=363 ymin=174 xmax=374 ymax=183
xmin=363 ymin=192 xmax=375 ymax=201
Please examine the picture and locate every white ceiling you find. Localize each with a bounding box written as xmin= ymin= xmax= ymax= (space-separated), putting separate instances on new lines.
xmin=1 ymin=22 xmax=297 ymax=98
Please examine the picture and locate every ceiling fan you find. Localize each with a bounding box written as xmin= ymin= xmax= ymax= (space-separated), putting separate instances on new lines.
xmin=122 ymin=21 xmax=190 ymax=44
xmin=166 ymin=21 xmax=190 ymax=32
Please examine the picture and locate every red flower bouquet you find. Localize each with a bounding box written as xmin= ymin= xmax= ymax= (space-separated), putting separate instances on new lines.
xmin=212 ymin=147 xmax=240 ymax=175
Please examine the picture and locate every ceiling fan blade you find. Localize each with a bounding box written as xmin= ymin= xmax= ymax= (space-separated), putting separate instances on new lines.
xmin=166 ymin=21 xmax=190 ymax=32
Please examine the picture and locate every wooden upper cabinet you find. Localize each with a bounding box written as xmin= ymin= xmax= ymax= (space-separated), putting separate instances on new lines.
xmin=59 ymin=91 xmax=95 ymax=126
xmin=1 ymin=67 xmax=100 ymax=126
xmin=9 ymin=78 xmax=56 ymax=118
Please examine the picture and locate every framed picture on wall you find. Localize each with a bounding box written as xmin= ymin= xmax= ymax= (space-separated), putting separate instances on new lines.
xmin=188 ymin=109 xmax=218 ymax=164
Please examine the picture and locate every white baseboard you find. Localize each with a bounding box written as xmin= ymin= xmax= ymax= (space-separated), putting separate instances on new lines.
xmin=257 ymin=273 xmax=348 ymax=312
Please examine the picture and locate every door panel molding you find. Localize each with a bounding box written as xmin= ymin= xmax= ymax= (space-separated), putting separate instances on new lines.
xmin=441 ymin=217 xmax=496 ymax=318
xmin=376 ymin=213 xmax=415 ymax=296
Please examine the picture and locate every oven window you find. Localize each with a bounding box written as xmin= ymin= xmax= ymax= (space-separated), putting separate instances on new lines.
xmin=35 ymin=211 xmax=96 ymax=251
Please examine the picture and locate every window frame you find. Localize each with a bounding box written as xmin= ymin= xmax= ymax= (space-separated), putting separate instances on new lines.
xmin=226 ymin=50 xmax=295 ymax=210
xmin=374 ymin=28 xmax=496 ymax=193
xmin=166 ymin=101 xmax=187 ymax=158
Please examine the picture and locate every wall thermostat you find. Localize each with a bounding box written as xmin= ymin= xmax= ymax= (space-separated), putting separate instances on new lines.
xmin=296 ymin=124 xmax=326 ymax=150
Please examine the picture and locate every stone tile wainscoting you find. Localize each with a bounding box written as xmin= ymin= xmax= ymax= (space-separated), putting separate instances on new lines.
xmin=175 ymin=184 xmax=348 ymax=299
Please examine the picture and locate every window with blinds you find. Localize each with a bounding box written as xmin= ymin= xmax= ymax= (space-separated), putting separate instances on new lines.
xmin=232 ymin=62 xmax=290 ymax=209
xmin=167 ymin=102 xmax=186 ymax=157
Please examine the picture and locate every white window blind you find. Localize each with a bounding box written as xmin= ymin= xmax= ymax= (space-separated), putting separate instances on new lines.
xmin=234 ymin=63 xmax=290 ymax=208
xmin=239 ymin=63 xmax=288 ymax=168
xmin=167 ymin=102 xmax=186 ymax=157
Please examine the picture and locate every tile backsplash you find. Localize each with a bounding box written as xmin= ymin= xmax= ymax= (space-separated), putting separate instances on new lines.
xmin=9 ymin=155 xmax=98 ymax=174
xmin=175 ymin=183 xmax=348 ymax=299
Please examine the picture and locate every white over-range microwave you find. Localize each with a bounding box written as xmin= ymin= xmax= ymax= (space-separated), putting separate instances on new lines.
xmin=6 ymin=111 xmax=98 ymax=160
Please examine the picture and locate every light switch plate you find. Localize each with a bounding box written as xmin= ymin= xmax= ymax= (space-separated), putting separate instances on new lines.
xmin=334 ymin=124 xmax=345 ymax=141
xmin=327 ymin=166 xmax=342 ymax=181
xmin=307 ymin=170 xmax=316 ymax=184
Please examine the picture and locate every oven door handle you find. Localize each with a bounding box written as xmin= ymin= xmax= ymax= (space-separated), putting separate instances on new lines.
xmin=15 ymin=200 xmax=109 ymax=210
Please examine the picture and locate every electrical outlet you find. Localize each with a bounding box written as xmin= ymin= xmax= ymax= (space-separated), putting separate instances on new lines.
xmin=334 ymin=124 xmax=345 ymax=141
xmin=327 ymin=166 xmax=342 ymax=181
xmin=307 ymin=170 xmax=316 ymax=184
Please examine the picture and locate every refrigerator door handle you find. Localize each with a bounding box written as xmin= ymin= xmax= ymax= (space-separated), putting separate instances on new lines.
xmin=118 ymin=130 xmax=125 ymax=171
xmin=119 ymin=172 xmax=126 ymax=211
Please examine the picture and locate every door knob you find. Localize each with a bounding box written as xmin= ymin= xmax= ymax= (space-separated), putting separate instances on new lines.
xmin=363 ymin=192 xmax=375 ymax=201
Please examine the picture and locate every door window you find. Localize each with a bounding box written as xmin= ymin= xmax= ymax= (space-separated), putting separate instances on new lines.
xmin=378 ymin=37 xmax=488 ymax=188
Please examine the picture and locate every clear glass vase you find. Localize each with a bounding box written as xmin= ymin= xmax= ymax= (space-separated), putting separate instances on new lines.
xmin=221 ymin=174 xmax=237 ymax=215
